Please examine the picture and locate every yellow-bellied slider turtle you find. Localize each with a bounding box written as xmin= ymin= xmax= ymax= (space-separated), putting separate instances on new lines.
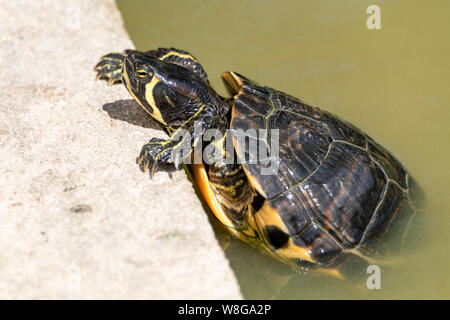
xmin=94 ymin=48 xmax=422 ymax=280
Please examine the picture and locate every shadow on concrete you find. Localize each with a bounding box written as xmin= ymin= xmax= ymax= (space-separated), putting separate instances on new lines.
xmin=103 ymin=99 xmax=178 ymax=177
xmin=102 ymin=99 xmax=163 ymax=130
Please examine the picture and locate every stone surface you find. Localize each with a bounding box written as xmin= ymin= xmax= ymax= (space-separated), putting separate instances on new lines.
xmin=0 ymin=0 xmax=241 ymax=299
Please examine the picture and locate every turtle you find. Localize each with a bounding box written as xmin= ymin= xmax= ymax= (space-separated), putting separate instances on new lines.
xmin=94 ymin=48 xmax=423 ymax=280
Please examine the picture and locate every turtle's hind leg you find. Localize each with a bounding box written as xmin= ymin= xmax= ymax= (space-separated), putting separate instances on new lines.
xmin=94 ymin=49 xmax=138 ymax=85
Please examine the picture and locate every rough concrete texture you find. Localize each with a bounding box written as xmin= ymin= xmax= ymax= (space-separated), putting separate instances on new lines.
xmin=0 ymin=0 xmax=242 ymax=299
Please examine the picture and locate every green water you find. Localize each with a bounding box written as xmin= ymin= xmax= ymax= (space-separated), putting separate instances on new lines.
xmin=116 ymin=0 xmax=450 ymax=299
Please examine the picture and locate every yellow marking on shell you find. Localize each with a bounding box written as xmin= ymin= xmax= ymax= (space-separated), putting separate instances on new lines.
xmin=222 ymin=71 xmax=244 ymax=93
xmin=255 ymin=202 xmax=289 ymax=233
xmin=190 ymin=163 xmax=344 ymax=280
xmin=227 ymin=120 xmax=269 ymax=197
xmin=144 ymin=76 xmax=166 ymax=125
xmin=277 ymin=240 xmax=314 ymax=264
xmin=230 ymin=135 xmax=268 ymax=198
xmin=242 ymin=169 xmax=267 ymax=200
xmin=159 ymin=51 xmax=199 ymax=63
xmin=191 ymin=163 xmax=237 ymax=236
xmin=255 ymin=202 xmax=314 ymax=263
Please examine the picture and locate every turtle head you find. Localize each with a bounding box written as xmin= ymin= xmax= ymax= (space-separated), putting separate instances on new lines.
xmin=122 ymin=52 xmax=215 ymax=128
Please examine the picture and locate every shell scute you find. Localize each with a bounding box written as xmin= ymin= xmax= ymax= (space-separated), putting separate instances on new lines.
xmin=228 ymin=77 xmax=416 ymax=266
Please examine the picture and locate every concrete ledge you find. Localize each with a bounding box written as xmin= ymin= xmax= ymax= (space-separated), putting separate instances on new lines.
xmin=0 ymin=0 xmax=241 ymax=299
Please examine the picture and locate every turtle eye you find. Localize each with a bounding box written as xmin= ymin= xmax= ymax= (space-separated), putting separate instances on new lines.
xmin=135 ymin=69 xmax=148 ymax=78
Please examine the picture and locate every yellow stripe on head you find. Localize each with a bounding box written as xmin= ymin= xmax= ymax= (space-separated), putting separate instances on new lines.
xmin=123 ymin=67 xmax=154 ymax=118
xmin=144 ymin=77 xmax=166 ymax=124
xmin=122 ymin=61 xmax=167 ymax=125
xmin=159 ymin=51 xmax=199 ymax=63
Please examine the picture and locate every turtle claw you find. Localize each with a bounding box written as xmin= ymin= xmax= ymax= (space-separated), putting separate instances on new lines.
xmin=94 ymin=52 xmax=127 ymax=85
xmin=107 ymin=77 xmax=117 ymax=86
xmin=137 ymin=136 xmax=188 ymax=178
xmin=137 ymin=138 xmax=171 ymax=178
xmin=150 ymin=160 xmax=159 ymax=179
xmin=136 ymin=152 xmax=154 ymax=176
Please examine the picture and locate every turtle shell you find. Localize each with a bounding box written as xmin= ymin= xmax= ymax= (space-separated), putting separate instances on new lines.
xmin=225 ymin=72 xmax=421 ymax=275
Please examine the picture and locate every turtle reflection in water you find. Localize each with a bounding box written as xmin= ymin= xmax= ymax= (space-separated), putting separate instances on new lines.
xmin=94 ymin=48 xmax=423 ymax=281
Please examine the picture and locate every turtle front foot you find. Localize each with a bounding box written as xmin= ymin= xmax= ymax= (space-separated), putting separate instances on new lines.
xmin=137 ymin=137 xmax=190 ymax=178
xmin=94 ymin=50 xmax=136 ymax=85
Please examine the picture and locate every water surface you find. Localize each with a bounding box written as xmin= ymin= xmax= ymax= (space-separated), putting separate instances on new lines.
xmin=117 ymin=0 xmax=450 ymax=299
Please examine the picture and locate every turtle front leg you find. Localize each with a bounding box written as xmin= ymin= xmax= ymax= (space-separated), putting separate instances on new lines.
xmin=94 ymin=49 xmax=138 ymax=85
xmin=137 ymin=135 xmax=191 ymax=178
xmin=137 ymin=105 xmax=222 ymax=178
